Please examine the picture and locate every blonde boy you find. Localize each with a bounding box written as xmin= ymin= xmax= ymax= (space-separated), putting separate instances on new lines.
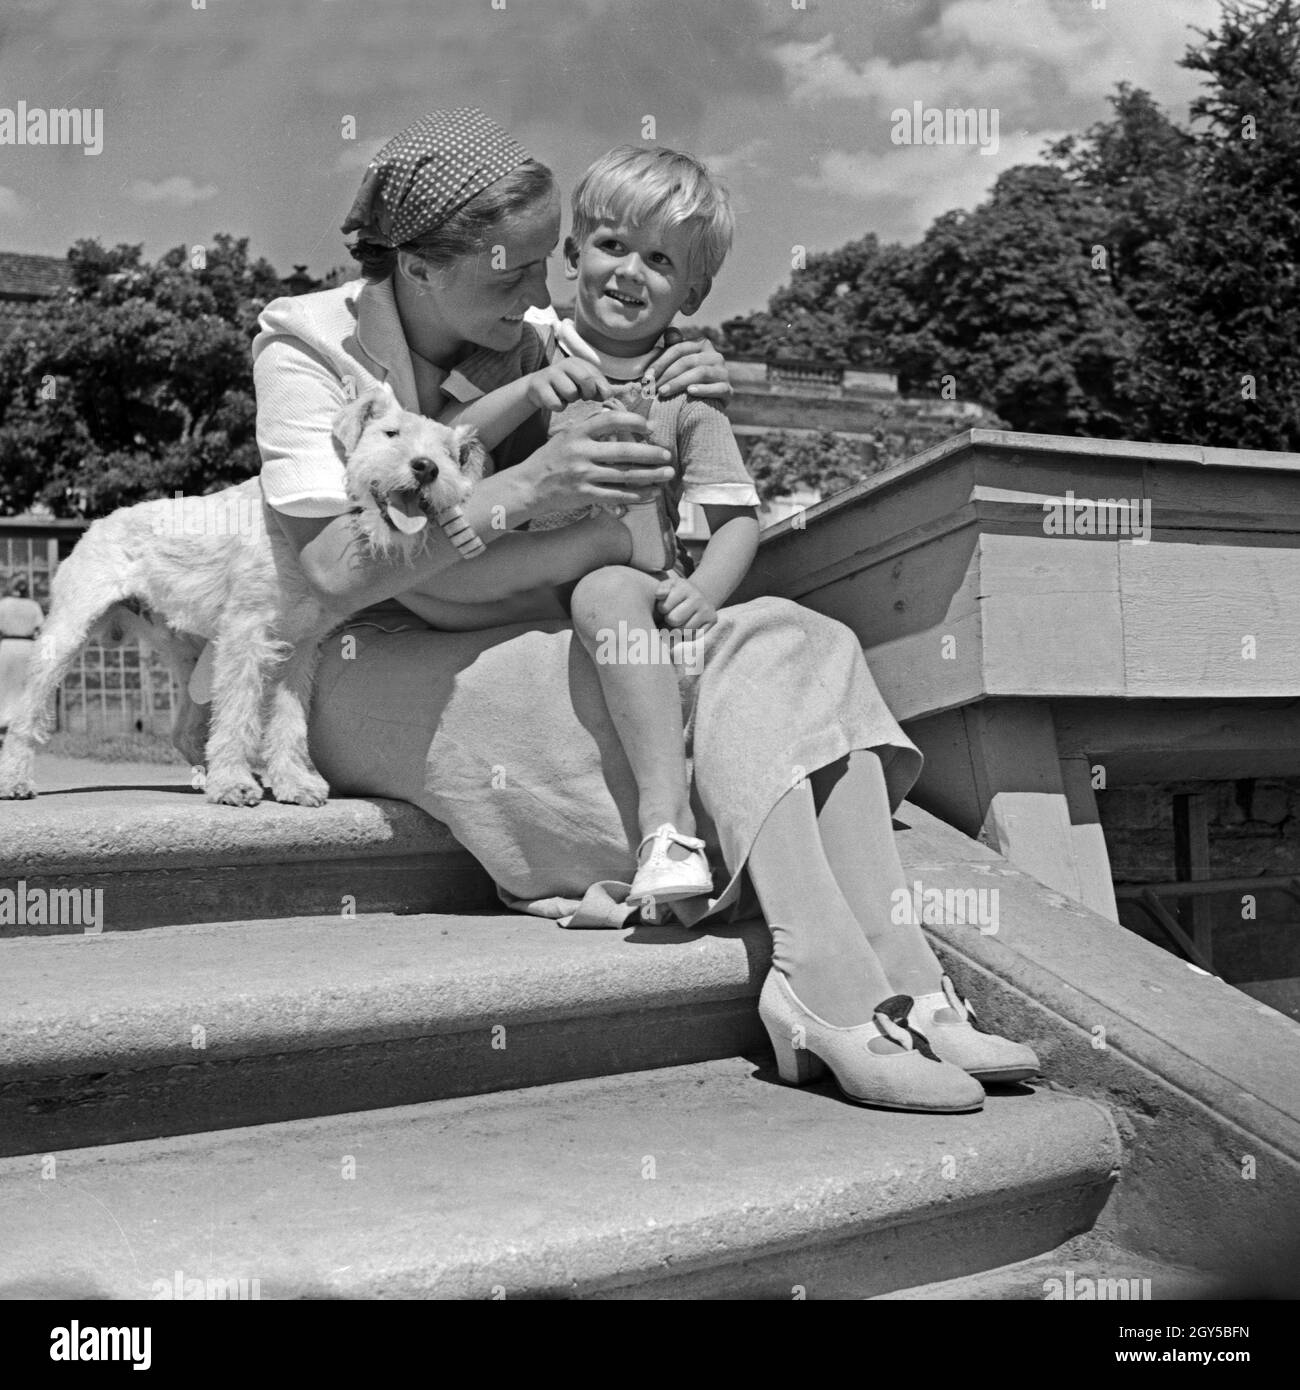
xmin=436 ymin=146 xmax=760 ymax=911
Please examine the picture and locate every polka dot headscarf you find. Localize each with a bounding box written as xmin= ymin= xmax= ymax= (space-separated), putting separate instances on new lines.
xmin=341 ymin=108 xmax=531 ymax=248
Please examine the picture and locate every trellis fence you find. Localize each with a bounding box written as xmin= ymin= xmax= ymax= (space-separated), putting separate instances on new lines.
xmin=1 ymin=520 xmax=179 ymax=738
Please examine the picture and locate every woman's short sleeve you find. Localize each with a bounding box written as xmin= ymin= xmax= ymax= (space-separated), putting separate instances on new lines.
xmin=254 ymin=334 xmax=353 ymax=518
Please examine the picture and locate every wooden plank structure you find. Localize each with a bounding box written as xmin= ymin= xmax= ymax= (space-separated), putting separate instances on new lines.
xmin=736 ymin=429 xmax=1300 ymax=925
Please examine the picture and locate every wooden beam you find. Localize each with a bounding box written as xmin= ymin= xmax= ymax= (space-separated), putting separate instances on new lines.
xmin=1173 ymin=793 xmax=1214 ymax=968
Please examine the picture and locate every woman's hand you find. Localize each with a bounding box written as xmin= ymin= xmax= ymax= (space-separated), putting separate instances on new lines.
xmin=652 ymin=327 xmax=731 ymax=402
xmin=525 ymin=358 xmax=609 ymax=412
xmin=516 ymin=410 xmax=675 ymax=517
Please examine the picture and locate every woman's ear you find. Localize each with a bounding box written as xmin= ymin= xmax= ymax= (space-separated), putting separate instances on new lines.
xmin=396 ymin=249 xmax=435 ymax=296
xmin=680 ymin=277 xmax=712 ymax=318
xmin=562 ymin=235 xmax=581 ymax=282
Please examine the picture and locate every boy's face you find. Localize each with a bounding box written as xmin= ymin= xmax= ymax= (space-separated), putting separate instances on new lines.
xmin=567 ymin=218 xmax=707 ymax=354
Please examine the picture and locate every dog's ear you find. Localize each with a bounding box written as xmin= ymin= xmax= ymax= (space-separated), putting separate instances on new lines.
xmin=452 ymin=425 xmax=491 ymax=484
xmin=333 ymin=384 xmax=393 ymax=456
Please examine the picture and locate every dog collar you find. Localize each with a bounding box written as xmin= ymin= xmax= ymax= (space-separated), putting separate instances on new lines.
xmin=435 ymin=504 xmax=485 ymax=559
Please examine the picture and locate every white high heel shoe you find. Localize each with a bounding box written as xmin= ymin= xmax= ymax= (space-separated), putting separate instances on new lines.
xmin=907 ymin=976 xmax=1041 ymax=1083
xmin=759 ymin=969 xmax=985 ymax=1113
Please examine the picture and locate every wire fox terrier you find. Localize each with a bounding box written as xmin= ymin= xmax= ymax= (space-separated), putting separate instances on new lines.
xmin=0 ymin=383 xmax=485 ymax=807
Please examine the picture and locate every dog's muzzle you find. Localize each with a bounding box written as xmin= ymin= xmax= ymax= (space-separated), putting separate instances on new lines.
xmin=372 ymin=484 xmax=431 ymax=536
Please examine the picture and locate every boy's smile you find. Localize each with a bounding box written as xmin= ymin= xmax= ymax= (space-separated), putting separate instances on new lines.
xmin=569 ymin=220 xmax=705 ymax=357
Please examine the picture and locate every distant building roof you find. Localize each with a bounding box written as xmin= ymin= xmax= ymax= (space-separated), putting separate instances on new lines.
xmin=0 ymin=251 xmax=72 ymax=301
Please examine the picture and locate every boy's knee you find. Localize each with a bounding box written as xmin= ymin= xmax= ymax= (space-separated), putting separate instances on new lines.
xmin=570 ymin=566 xmax=657 ymax=639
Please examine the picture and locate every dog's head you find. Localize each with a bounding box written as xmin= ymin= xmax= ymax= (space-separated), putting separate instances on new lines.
xmin=332 ymin=383 xmax=488 ymax=547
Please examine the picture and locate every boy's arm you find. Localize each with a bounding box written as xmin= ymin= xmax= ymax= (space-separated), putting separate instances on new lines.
xmin=688 ymin=505 xmax=760 ymax=608
xmin=439 ymin=359 xmax=610 ymax=450
xmin=438 ymin=376 xmax=540 ymax=450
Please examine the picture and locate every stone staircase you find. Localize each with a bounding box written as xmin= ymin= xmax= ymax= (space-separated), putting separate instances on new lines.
xmin=0 ymin=780 xmax=1287 ymax=1299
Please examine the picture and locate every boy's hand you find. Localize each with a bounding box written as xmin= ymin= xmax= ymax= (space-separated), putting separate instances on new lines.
xmin=526 ymin=358 xmax=609 ymax=412
xmin=655 ymin=574 xmax=717 ymax=635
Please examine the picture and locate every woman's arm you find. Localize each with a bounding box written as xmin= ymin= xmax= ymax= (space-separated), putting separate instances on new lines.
xmin=256 ymin=336 xmax=676 ymax=607
xmin=440 ymin=331 xmax=733 ymax=450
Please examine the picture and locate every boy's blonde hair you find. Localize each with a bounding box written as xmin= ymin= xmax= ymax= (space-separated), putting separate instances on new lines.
xmin=570 ymin=145 xmax=734 ymax=283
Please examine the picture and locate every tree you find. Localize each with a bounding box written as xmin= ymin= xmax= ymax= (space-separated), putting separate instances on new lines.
xmin=744 ymin=427 xmax=899 ymax=505
xmin=0 ymin=234 xmax=282 ymax=516
xmin=888 ymin=165 xmax=1142 ymax=436
xmin=719 ymin=167 xmax=1143 ymax=436
xmin=720 ymin=234 xmax=917 ymax=366
xmin=1131 ymin=0 xmax=1300 ymax=448
xmin=1045 ymin=83 xmax=1194 ymax=308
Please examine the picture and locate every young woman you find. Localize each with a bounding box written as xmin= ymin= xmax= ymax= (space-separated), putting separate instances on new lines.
xmin=255 ymin=108 xmax=1039 ymax=1113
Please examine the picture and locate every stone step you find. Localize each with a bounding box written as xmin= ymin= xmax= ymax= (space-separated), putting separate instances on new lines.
xmin=0 ymin=910 xmax=769 ymax=1155
xmin=0 ymin=1058 xmax=1120 ymax=1300
xmin=0 ymin=787 xmax=495 ymax=935
xmin=873 ymin=1235 xmax=1246 ymax=1301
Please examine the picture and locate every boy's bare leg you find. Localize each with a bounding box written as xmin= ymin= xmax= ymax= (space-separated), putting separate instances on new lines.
xmin=569 ymin=565 xmax=694 ymax=844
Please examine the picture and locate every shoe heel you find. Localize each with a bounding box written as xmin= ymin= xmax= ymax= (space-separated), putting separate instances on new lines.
xmin=766 ymin=1023 xmax=828 ymax=1085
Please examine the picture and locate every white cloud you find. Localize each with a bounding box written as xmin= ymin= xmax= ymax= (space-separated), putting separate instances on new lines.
xmin=804 ymin=125 xmax=1073 ymax=241
xmin=772 ymin=0 xmax=1222 ymax=130
xmin=126 ymin=175 xmax=218 ymax=208
xmin=699 ymin=138 xmax=770 ymax=180
xmin=0 ymin=186 xmax=32 ymax=220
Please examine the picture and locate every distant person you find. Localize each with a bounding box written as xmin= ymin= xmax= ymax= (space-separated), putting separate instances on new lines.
xmin=0 ymin=576 xmax=43 ymax=733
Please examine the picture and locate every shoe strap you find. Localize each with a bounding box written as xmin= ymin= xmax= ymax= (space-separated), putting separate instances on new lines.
xmin=941 ymin=975 xmax=990 ymax=1033
xmin=875 ymin=993 xmax=941 ymax=1061
xmin=637 ymin=823 xmax=706 ymax=856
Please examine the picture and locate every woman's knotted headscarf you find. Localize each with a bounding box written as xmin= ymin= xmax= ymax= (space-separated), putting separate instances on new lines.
xmin=341 ymin=108 xmax=532 ymax=248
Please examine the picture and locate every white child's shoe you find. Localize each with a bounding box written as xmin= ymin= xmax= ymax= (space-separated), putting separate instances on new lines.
xmin=628 ymin=823 xmax=713 ymax=906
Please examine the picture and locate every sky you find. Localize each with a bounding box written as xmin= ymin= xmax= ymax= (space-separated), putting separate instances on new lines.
xmin=0 ymin=0 xmax=1223 ymax=325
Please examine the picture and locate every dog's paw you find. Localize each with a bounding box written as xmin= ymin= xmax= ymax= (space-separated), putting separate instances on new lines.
xmin=206 ymin=777 xmax=264 ymax=807
xmin=270 ymin=772 xmax=330 ymax=808
xmin=0 ymin=781 xmax=37 ymax=800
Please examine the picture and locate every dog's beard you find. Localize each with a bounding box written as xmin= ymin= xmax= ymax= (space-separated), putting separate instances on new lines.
xmin=351 ymin=475 xmax=473 ymax=557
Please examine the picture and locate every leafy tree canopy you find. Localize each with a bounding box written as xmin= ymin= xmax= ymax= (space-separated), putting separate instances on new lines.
xmin=0 ymin=234 xmax=282 ymax=516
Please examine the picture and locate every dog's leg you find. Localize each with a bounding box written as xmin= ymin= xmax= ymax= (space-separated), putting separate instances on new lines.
xmin=0 ymin=582 xmax=127 ymax=798
xmin=202 ymin=625 xmax=279 ymax=807
xmin=262 ymin=639 xmax=330 ymax=807
xmin=145 ymin=627 xmax=209 ymax=768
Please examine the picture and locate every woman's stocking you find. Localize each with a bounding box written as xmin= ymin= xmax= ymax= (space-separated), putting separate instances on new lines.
xmin=746 ymin=778 xmax=897 ymax=1027
xmin=808 ymin=750 xmax=943 ymax=998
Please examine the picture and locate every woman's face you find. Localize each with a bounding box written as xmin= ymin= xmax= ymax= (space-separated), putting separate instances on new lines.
xmin=416 ymin=190 xmax=561 ymax=352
